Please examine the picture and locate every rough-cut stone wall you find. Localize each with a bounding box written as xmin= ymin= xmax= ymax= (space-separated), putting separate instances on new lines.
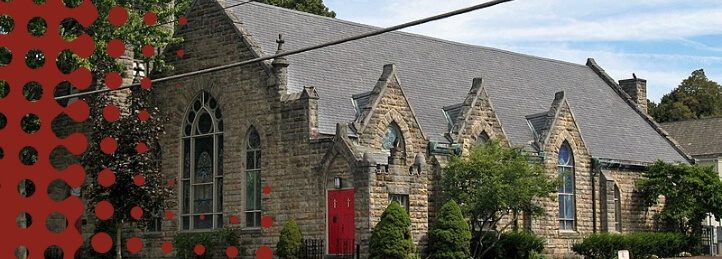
xmin=534 ymin=94 xmax=594 ymax=258
xmin=608 ymin=169 xmax=663 ymax=234
xmin=454 ymin=82 xmax=509 ymax=154
xmin=349 ymin=64 xmax=432 ymax=257
xmin=144 ymin=0 xmax=344 ymax=257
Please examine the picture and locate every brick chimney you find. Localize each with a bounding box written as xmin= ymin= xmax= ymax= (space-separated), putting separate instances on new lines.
xmin=619 ymin=74 xmax=647 ymax=113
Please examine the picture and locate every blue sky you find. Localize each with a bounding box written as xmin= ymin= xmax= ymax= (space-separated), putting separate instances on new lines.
xmin=323 ymin=0 xmax=722 ymax=103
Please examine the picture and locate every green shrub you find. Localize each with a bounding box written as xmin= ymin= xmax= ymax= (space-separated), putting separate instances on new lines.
xmin=173 ymin=227 xmax=240 ymax=259
xmin=471 ymin=230 xmax=545 ymax=259
xmin=572 ymin=232 xmax=695 ymax=259
xmin=86 ymin=219 xmax=117 ymax=259
xmin=277 ymin=219 xmax=304 ymax=259
xmin=369 ymin=201 xmax=415 ymax=259
xmin=428 ymin=200 xmax=471 ymax=259
xmin=496 ymin=231 xmax=545 ymax=259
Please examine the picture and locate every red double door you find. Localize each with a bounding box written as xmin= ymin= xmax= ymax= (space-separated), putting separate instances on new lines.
xmin=328 ymin=189 xmax=355 ymax=254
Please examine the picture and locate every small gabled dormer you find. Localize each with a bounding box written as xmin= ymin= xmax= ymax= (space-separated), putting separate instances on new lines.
xmin=526 ymin=112 xmax=547 ymax=143
xmin=442 ymin=103 xmax=463 ymax=131
xmin=351 ymin=91 xmax=372 ymax=119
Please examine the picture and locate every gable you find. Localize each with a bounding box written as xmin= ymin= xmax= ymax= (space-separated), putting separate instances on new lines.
xmin=224 ymin=1 xmax=687 ymax=164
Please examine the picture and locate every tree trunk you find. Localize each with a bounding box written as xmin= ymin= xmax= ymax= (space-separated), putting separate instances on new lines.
xmin=116 ymin=221 xmax=123 ymax=259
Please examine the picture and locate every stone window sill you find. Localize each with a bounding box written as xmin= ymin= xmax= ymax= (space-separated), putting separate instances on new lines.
xmin=558 ymin=230 xmax=580 ymax=238
xmin=143 ymin=232 xmax=163 ymax=238
xmin=241 ymin=227 xmax=263 ymax=235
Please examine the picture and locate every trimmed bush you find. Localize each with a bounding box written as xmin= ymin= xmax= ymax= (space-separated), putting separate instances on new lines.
xmin=428 ymin=199 xmax=472 ymax=259
xmin=86 ymin=219 xmax=117 ymax=259
xmin=471 ymin=230 xmax=545 ymax=259
xmin=173 ymin=227 xmax=240 ymax=259
xmin=572 ymin=232 xmax=696 ymax=259
xmin=277 ymin=219 xmax=304 ymax=259
xmin=370 ymin=201 xmax=415 ymax=259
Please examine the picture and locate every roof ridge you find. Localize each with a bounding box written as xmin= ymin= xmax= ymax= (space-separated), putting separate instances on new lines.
xmin=659 ymin=116 xmax=722 ymax=125
xmin=586 ymin=58 xmax=694 ymax=164
xmin=237 ymin=0 xmax=592 ymax=69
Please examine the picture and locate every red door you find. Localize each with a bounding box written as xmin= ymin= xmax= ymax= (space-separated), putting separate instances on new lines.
xmin=328 ymin=189 xmax=355 ymax=254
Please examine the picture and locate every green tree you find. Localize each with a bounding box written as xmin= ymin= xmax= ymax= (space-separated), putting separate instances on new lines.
xmin=277 ymin=219 xmax=304 ymax=259
xmin=258 ymin=0 xmax=336 ymax=17
xmin=648 ymin=69 xmax=722 ymax=122
xmin=638 ymin=160 xmax=722 ymax=247
xmin=428 ymin=199 xmax=471 ymax=259
xmin=81 ymin=86 xmax=172 ymax=259
xmin=441 ymin=139 xmax=558 ymax=259
xmin=369 ymin=201 xmax=416 ymax=259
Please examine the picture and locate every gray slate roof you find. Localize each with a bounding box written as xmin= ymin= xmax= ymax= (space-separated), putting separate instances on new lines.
xmin=660 ymin=118 xmax=722 ymax=157
xmin=227 ymin=1 xmax=687 ymax=163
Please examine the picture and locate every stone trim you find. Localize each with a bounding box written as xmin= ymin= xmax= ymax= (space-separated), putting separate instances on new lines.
xmin=451 ymin=78 xmax=509 ymax=145
xmin=353 ymin=64 xmax=428 ymax=142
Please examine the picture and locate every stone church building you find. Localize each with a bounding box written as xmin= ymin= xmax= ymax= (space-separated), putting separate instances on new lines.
xmin=65 ymin=0 xmax=694 ymax=258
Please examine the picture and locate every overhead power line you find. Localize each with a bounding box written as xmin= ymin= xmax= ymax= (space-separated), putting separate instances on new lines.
xmin=55 ymin=0 xmax=514 ymax=101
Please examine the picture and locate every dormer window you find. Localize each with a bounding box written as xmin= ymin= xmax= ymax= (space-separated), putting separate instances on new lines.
xmin=352 ymin=92 xmax=372 ymax=118
xmin=442 ymin=104 xmax=463 ymax=130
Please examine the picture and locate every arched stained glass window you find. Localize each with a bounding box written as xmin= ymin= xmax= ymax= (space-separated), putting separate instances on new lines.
xmin=181 ymin=91 xmax=223 ymax=230
xmin=246 ymin=128 xmax=262 ymax=227
xmin=558 ymin=142 xmax=575 ymax=230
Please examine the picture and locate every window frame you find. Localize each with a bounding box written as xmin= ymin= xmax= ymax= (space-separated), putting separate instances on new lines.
xmin=245 ymin=128 xmax=262 ymax=228
xmin=558 ymin=142 xmax=575 ymax=231
xmin=614 ymin=184 xmax=622 ymax=232
xmin=389 ymin=194 xmax=409 ymax=215
xmin=180 ymin=91 xmax=224 ymax=231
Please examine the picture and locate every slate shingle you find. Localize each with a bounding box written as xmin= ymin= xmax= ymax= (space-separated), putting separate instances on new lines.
xmin=660 ymin=118 xmax=722 ymax=157
xmin=228 ymin=1 xmax=687 ymax=163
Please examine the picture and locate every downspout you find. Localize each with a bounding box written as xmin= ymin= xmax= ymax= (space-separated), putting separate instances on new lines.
xmin=591 ymin=158 xmax=598 ymax=233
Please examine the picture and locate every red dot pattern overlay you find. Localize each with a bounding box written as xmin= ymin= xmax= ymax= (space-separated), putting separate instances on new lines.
xmin=5 ymin=3 xmax=273 ymax=258
xmin=2 ymin=0 xmax=96 ymax=258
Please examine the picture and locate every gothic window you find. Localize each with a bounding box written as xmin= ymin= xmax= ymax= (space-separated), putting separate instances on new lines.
xmin=246 ymin=128 xmax=262 ymax=227
xmin=558 ymin=142 xmax=575 ymax=231
xmin=181 ymin=91 xmax=224 ymax=230
xmin=614 ymin=184 xmax=622 ymax=232
xmin=382 ymin=123 xmax=403 ymax=151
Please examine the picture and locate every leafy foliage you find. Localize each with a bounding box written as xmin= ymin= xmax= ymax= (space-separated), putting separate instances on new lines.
xmin=81 ymin=86 xmax=172 ymax=258
xmin=428 ymin=199 xmax=471 ymax=259
xmin=648 ymin=69 xmax=722 ymax=122
xmin=440 ymin=138 xmax=558 ymax=258
xmin=572 ymin=232 xmax=696 ymax=259
xmin=258 ymin=0 xmax=336 ymax=17
xmin=173 ymin=227 xmax=240 ymax=259
xmin=474 ymin=230 xmax=545 ymax=259
xmin=638 ymin=160 xmax=722 ymax=238
xmin=277 ymin=219 xmax=304 ymax=259
xmin=369 ymin=201 xmax=416 ymax=259
xmin=86 ymin=218 xmax=118 ymax=259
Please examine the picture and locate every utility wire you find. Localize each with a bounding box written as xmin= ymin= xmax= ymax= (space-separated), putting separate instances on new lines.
xmin=56 ymin=0 xmax=514 ymax=101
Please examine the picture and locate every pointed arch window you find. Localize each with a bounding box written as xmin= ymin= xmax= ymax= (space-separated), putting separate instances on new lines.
xmin=181 ymin=91 xmax=224 ymax=230
xmin=246 ymin=128 xmax=262 ymax=227
xmin=558 ymin=142 xmax=575 ymax=230
xmin=614 ymin=184 xmax=622 ymax=232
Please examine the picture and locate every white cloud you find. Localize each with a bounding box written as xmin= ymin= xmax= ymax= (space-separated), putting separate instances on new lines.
xmin=324 ymin=0 xmax=722 ymax=102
